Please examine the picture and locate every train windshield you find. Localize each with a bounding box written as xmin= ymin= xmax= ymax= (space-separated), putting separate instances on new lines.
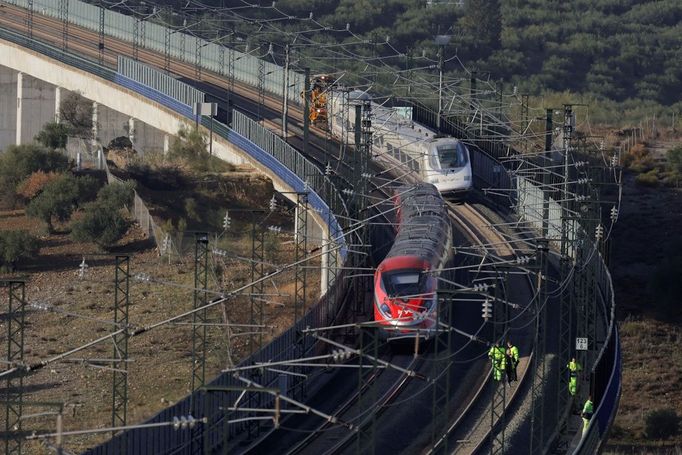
xmin=436 ymin=142 xmax=469 ymax=169
xmin=382 ymin=270 xmax=426 ymax=297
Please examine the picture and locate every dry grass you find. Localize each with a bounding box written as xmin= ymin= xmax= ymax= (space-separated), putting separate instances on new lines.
xmin=612 ymin=318 xmax=682 ymax=442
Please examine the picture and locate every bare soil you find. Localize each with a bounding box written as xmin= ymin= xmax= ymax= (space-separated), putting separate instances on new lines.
xmin=0 ymin=168 xmax=321 ymax=454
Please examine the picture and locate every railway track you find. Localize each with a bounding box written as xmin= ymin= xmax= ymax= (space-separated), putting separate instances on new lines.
xmin=442 ymin=202 xmax=536 ymax=454
xmin=0 ymin=7 xmax=537 ymax=453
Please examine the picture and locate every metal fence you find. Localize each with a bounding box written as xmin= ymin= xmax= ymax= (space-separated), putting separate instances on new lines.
xmin=117 ymin=56 xmax=204 ymax=108
xmin=101 ymin=157 xmax=166 ymax=253
xmin=4 ymin=0 xmax=305 ymax=103
xmin=230 ymin=110 xmax=348 ymax=257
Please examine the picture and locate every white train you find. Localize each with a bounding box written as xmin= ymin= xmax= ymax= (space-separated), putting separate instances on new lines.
xmin=325 ymin=89 xmax=473 ymax=194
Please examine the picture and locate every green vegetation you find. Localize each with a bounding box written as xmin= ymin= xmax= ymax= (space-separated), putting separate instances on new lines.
xmin=59 ymin=91 xmax=93 ymax=138
xmin=70 ymin=203 xmax=130 ymax=249
xmin=35 ymin=121 xmax=69 ymax=150
xmin=0 ymin=230 xmax=39 ymax=271
xmin=150 ymin=0 xmax=682 ymax=125
xmin=95 ymin=180 xmax=135 ymax=209
xmin=667 ymin=146 xmax=682 ymax=175
xmin=645 ymin=409 xmax=680 ymax=440
xmin=26 ymin=174 xmax=100 ymax=233
xmin=71 ymin=182 xmax=135 ymax=249
xmin=0 ymin=144 xmax=71 ymax=207
xmin=169 ymin=126 xmax=210 ymax=171
xmin=165 ymin=126 xmax=236 ymax=173
xmin=622 ymin=143 xmax=682 ymax=188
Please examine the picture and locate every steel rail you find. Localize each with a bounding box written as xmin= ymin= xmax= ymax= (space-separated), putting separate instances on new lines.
xmin=0 ymin=7 xmax=537 ymax=453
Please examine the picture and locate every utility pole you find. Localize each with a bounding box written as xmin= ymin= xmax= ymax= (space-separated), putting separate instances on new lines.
xmin=292 ymin=191 xmax=309 ymax=401
xmin=542 ymin=108 xmax=553 ymax=238
xmin=111 ymin=256 xmax=130 ymax=449
xmin=555 ymin=104 xmax=575 ymax=452
xmin=191 ymin=234 xmax=209 ymax=393
xmin=257 ymin=44 xmax=265 ymax=122
xmin=248 ymin=219 xmax=265 ymax=438
xmin=98 ymin=2 xmax=104 ymax=65
xmin=27 ymin=0 xmax=33 ymax=39
xmin=490 ymin=272 xmax=508 ymax=455
xmin=431 ymin=292 xmax=454 ymax=450
xmin=195 ymin=38 xmax=202 ymax=79
xmin=352 ymin=101 xmax=372 ymax=320
xmin=250 ymin=221 xmax=265 ymax=355
xmin=133 ymin=18 xmax=140 ymax=61
xmin=522 ymin=94 xmax=529 ymax=152
xmin=356 ymin=327 xmax=379 ymax=453
xmin=530 ymin=240 xmax=549 ymax=455
xmin=303 ymin=68 xmax=311 ymax=156
xmin=435 ymin=35 xmax=451 ymax=132
xmin=60 ymin=0 xmax=68 ymax=51
xmin=227 ymin=27 xmax=235 ymax=127
xmin=470 ymin=71 xmax=477 ymax=130
xmin=294 ymin=192 xmax=309 ymax=325
xmin=3 ymin=278 xmax=27 ymax=455
xmin=282 ymin=43 xmax=290 ymax=138
xmin=164 ymin=26 xmax=171 ymax=72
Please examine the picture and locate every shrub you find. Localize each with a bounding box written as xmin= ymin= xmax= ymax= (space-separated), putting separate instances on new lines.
xmin=34 ymin=121 xmax=69 ymax=149
xmin=644 ymin=408 xmax=679 ymax=439
xmin=0 ymin=145 xmax=71 ymax=207
xmin=168 ymin=126 xmax=209 ymax=171
xmin=96 ymin=181 xmax=135 ymax=210
xmin=660 ymin=171 xmax=681 ymax=188
xmin=59 ymin=92 xmax=93 ymax=138
xmin=71 ymin=202 xmax=130 ymax=249
xmin=635 ymin=169 xmax=659 ymax=187
xmin=184 ymin=197 xmax=199 ymax=221
xmin=75 ymin=175 xmax=102 ymax=207
xmin=623 ymin=143 xmax=654 ymax=173
xmin=0 ymin=230 xmax=39 ymax=270
xmin=16 ymin=171 xmax=62 ymax=200
xmin=666 ymin=146 xmax=682 ymax=175
xmin=25 ymin=174 xmax=98 ymax=232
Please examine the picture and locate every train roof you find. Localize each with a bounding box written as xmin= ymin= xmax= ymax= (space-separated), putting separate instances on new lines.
xmin=386 ymin=184 xmax=451 ymax=264
xmin=329 ymin=90 xmax=464 ymax=149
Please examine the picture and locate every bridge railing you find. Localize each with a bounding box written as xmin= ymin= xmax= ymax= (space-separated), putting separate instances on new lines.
xmin=3 ymin=0 xmax=305 ymax=104
xmin=117 ymin=56 xmax=204 ymax=108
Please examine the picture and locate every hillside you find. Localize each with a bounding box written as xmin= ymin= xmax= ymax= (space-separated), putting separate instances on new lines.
xmin=113 ymin=0 xmax=682 ymax=125
xmin=606 ymin=137 xmax=682 ymax=449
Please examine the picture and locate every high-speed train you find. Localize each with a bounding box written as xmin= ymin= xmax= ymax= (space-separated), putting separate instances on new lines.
xmin=322 ymin=84 xmax=473 ymax=194
xmin=373 ymin=184 xmax=453 ymax=337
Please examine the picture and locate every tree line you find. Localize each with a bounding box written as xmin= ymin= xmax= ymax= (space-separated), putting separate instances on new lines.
xmin=123 ymin=0 xmax=681 ymax=119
